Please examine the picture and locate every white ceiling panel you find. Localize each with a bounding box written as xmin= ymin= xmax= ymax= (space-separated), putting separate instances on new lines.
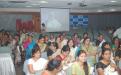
xmin=0 ymin=0 xmax=121 ymax=13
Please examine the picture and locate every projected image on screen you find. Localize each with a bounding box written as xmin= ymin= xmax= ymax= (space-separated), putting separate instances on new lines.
xmin=41 ymin=8 xmax=69 ymax=32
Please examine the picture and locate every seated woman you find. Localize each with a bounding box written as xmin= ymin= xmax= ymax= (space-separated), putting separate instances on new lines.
xmin=111 ymin=37 xmax=121 ymax=66
xmin=55 ymin=36 xmax=62 ymax=49
xmin=67 ymin=39 xmax=78 ymax=62
xmin=37 ymin=34 xmax=47 ymax=53
xmin=98 ymin=42 xmax=115 ymax=64
xmin=47 ymin=42 xmax=59 ymax=61
xmin=96 ymin=48 xmax=120 ymax=75
xmin=115 ymin=47 xmax=121 ymax=74
xmin=71 ymin=33 xmax=80 ymax=47
xmin=71 ymin=50 xmax=91 ymax=75
xmin=98 ymin=42 xmax=112 ymax=60
xmin=23 ymin=34 xmax=32 ymax=49
xmin=81 ymin=37 xmax=97 ymax=66
xmin=111 ymin=37 xmax=120 ymax=52
xmin=56 ymin=45 xmax=70 ymax=65
xmin=24 ymin=44 xmax=48 ymax=75
xmin=44 ymin=35 xmax=49 ymax=44
xmin=25 ymin=34 xmax=36 ymax=60
xmin=48 ymin=33 xmax=55 ymax=43
xmin=59 ymin=34 xmax=68 ymax=49
xmin=80 ymin=32 xmax=88 ymax=44
xmin=41 ymin=58 xmax=62 ymax=75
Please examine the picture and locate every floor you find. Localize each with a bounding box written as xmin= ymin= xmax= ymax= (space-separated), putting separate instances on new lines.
xmin=15 ymin=64 xmax=24 ymax=75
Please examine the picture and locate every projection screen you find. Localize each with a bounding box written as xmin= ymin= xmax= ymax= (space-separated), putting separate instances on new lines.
xmin=40 ymin=8 xmax=70 ymax=32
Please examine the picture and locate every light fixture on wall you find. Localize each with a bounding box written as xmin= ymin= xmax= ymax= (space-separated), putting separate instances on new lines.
xmin=26 ymin=5 xmax=32 ymax=7
xmin=39 ymin=0 xmax=48 ymax=3
xmin=110 ymin=8 xmax=116 ymax=11
xmin=110 ymin=0 xmax=117 ymax=3
xmin=97 ymin=9 xmax=103 ymax=12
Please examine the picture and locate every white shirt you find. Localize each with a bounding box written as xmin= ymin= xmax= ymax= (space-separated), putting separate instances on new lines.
xmin=24 ymin=58 xmax=48 ymax=75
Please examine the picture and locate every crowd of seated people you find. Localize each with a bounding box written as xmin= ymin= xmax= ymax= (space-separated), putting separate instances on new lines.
xmin=1 ymin=28 xmax=121 ymax=75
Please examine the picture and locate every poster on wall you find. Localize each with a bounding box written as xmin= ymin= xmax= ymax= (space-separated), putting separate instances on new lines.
xmin=70 ymin=15 xmax=88 ymax=28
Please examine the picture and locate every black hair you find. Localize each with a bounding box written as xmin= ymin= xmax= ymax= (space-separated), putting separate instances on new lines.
xmin=73 ymin=33 xmax=78 ymax=36
xmin=67 ymin=39 xmax=75 ymax=48
xmin=83 ymin=32 xmax=88 ymax=36
xmin=101 ymin=42 xmax=110 ymax=50
xmin=48 ymin=42 xmax=58 ymax=49
xmin=83 ymin=37 xmax=90 ymax=44
xmin=99 ymin=48 xmax=111 ymax=60
xmin=61 ymin=45 xmax=70 ymax=53
xmin=46 ymin=59 xmax=61 ymax=71
xmin=112 ymin=37 xmax=120 ymax=48
xmin=77 ymin=50 xmax=89 ymax=75
xmin=32 ymin=44 xmax=41 ymax=57
xmin=28 ymin=34 xmax=33 ymax=38
xmin=38 ymin=34 xmax=44 ymax=39
xmin=98 ymin=33 xmax=103 ymax=37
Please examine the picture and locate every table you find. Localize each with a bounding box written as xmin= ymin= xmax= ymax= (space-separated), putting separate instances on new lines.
xmin=0 ymin=53 xmax=16 ymax=75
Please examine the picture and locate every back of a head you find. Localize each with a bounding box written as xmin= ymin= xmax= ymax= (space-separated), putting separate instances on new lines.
xmin=101 ymin=42 xmax=110 ymax=50
xmin=32 ymin=44 xmax=40 ymax=57
xmin=77 ymin=50 xmax=89 ymax=75
xmin=47 ymin=42 xmax=58 ymax=49
xmin=61 ymin=45 xmax=70 ymax=53
xmin=38 ymin=34 xmax=44 ymax=40
xmin=46 ymin=59 xmax=61 ymax=71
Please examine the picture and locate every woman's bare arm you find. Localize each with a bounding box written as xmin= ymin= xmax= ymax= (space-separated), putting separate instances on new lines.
xmin=97 ymin=68 xmax=104 ymax=75
xmin=28 ymin=64 xmax=35 ymax=74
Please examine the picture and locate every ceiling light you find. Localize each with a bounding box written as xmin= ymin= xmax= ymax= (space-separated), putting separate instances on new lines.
xmin=110 ymin=0 xmax=117 ymax=2
xmin=110 ymin=9 xmax=116 ymax=11
xmin=97 ymin=10 xmax=103 ymax=12
xmin=39 ymin=1 xmax=48 ymax=3
xmin=31 ymin=4 xmax=40 ymax=5
xmin=26 ymin=6 xmax=32 ymax=7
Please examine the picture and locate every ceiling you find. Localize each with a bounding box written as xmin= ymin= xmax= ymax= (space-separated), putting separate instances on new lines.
xmin=0 ymin=0 xmax=121 ymax=13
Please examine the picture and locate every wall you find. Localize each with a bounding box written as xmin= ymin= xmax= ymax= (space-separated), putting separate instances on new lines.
xmin=0 ymin=13 xmax=32 ymax=32
xmin=88 ymin=14 xmax=121 ymax=30
xmin=0 ymin=13 xmax=121 ymax=32
xmin=70 ymin=13 xmax=121 ymax=41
